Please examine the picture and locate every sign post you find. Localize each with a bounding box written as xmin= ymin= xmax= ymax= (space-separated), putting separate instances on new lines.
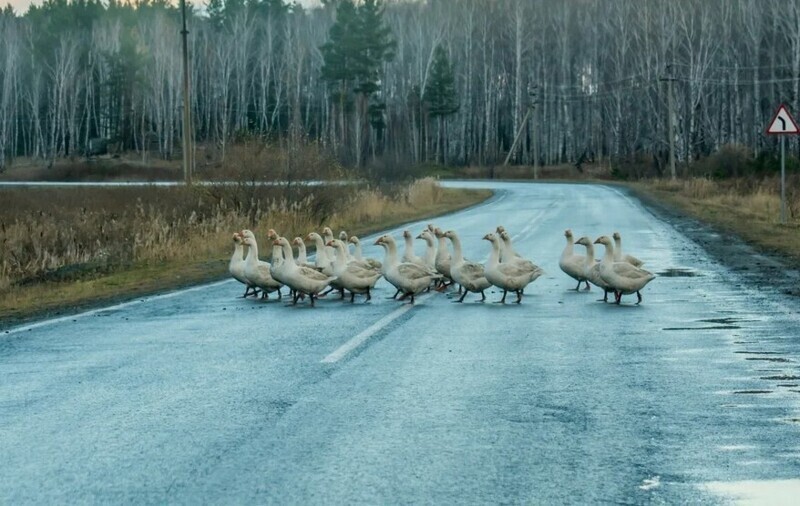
xmin=766 ymin=104 xmax=799 ymax=224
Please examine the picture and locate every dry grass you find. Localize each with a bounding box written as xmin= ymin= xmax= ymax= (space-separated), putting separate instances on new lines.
xmin=0 ymin=177 xmax=490 ymax=324
xmin=636 ymin=176 xmax=800 ymax=260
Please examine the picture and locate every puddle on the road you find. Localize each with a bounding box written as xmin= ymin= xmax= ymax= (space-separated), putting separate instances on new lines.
xmin=732 ymin=390 xmax=773 ymax=395
xmin=746 ymin=357 xmax=792 ymax=363
xmin=761 ymin=375 xmax=800 ymax=381
xmin=777 ymin=384 xmax=799 ymax=388
xmin=663 ymin=326 xmax=741 ymax=331
xmin=657 ymin=268 xmax=700 ymax=277
xmin=701 ymin=317 xmax=756 ymax=325
xmin=736 ymin=351 xmax=783 ymax=355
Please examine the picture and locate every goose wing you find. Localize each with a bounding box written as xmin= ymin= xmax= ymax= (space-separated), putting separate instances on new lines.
xmin=612 ymin=262 xmax=654 ymax=281
xmin=398 ymin=262 xmax=435 ymax=280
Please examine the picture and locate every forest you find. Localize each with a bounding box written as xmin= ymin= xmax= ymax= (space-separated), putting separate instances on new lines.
xmin=0 ymin=0 xmax=799 ymax=174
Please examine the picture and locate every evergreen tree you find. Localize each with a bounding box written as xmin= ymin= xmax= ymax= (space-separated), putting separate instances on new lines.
xmin=320 ymin=0 xmax=394 ymax=164
xmin=424 ymin=45 xmax=459 ymax=163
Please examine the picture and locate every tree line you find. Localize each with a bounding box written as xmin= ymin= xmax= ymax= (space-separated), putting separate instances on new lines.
xmin=0 ymin=0 xmax=798 ymax=174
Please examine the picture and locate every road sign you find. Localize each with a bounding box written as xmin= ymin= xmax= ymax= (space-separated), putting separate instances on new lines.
xmin=766 ymin=104 xmax=799 ymax=135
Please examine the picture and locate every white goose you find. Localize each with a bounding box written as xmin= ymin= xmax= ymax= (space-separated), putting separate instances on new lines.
xmin=483 ymin=233 xmax=543 ymax=303
xmin=240 ymin=230 xmax=283 ymax=299
xmin=306 ymin=232 xmax=335 ymax=277
xmin=445 ymin=230 xmax=492 ymax=302
xmin=594 ymin=235 xmax=656 ymax=304
xmin=322 ymin=226 xmax=337 ymax=260
xmin=374 ymin=234 xmax=440 ymax=304
xmin=291 ymin=236 xmax=318 ymax=270
xmin=229 ymin=232 xmax=259 ymax=298
xmin=433 ymin=227 xmax=455 ymax=288
xmin=401 ymin=229 xmax=425 ymax=267
xmin=495 ymin=225 xmax=520 ymax=261
xmin=575 ymin=236 xmax=613 ymax=302
xmin=274 ymin=236 xmax=335 ymax=306
xmin=559 ymin=229 xmax=590 ymax=290
xmin=328 ymin=239 xmax=382 ymax=302
xmin=348 ymin=236 xmax=382 ymax=271
xmin=612 ymin=232 xmax=644 ymax=267
xmin=416 ymin=229 xmax=438 ymax=270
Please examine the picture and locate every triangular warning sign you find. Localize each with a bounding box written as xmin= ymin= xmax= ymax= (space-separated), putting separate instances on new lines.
xmin=766 ymin=104 xmax=800 ymax=135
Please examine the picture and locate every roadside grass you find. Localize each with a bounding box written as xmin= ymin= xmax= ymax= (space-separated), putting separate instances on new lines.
xmin=634 ymin=176 xmax=800 ymax=262
xmin=0 ymin=178 xmax=491 ymax=325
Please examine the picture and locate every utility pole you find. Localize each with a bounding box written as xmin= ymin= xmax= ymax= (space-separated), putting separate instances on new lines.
xmin=504 ymin=86 xmax=538 ymax=179
xmin=180 ymin=0 xmax=193 ymax=185
xmin=660 ymin=64 xmax=677 ymax=181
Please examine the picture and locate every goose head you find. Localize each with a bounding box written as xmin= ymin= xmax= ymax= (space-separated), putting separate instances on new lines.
xmin=292 ymin=237 xmax=303 ymax=247
xmin=594 ymin=235 xmax=612 ymax=247
xmin=232 ymin=233 xmax=243 ymax=244
xmin=427 ymin=223 xmax=435 ymax=233
xmin=306 ymin=232 xmax=323 ymax=243
xmin=496 ymin=225 xmax=506 ymax=234
xmin=483 ymin=232 xmax=498 ymax=243
xmin=273 ymin=237 xmax=291 ymax=249
xmin=339 ymin=231 xmax=348 ymax=241
xmin=348 ymin=236 xmax=360 ymax=245
xmin=374 ymin=234 xmax=394 ymax=248
xmin=241 ymin=229 xmax=255 ymax=239
xmin=403 ymin=230 xmax=413 ymax=240
xmin=265 ymin=229 xmax=278 ymax=240
xmin=575 ymin=236 xmax=591 ymax=247
xmin=564 ymin=229 xmax=573 ymax=239
xmin=434 ymin=227 xmax=445 ymax=238
xmin=322 ymin=226 xmax=334 ymax=240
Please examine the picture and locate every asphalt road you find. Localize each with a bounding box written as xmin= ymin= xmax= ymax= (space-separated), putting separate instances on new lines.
xmin=2 ymin=181 xmax=800 ymax=504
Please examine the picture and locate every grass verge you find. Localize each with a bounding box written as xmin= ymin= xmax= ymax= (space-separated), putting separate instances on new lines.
xmin=632 ymin=177 xmax=800 ymax=263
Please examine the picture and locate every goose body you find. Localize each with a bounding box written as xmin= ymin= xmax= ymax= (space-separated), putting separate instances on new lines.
xmin=328 ymin=240 xmax=382 ymax=301
xmin=417 ymin=230 xmax=437 ymax=270
xmin=306 ymin=232 xmax=335 ymax=277
xmin=375 ymin=234 xmax=440 ymax=303
xmin=240 ymin=230 xmax=283 ymax=299
xmin=483 ymin=233 xmax=543 ymax=303
xmin=433 ymin=228 xmax=454 ymax=284
xmin=575 ymin=236 xmax=613 ymax=302
xmin=559 ymin=229 xmax=590 ymax=290
xmin=445 ymin=230 xmax=492 ymax=302
xmin=229 ymin=233 xmax=258 ymax=297
xmin=613 ymin=232 xmax=644 ymax=267
xmin=275 ymin=237 xmax=335 ymax=306
xmin=594 ymin=235 xmax=655 ymax=304
xmin=348 ymin=236 xmax=382 ymax=270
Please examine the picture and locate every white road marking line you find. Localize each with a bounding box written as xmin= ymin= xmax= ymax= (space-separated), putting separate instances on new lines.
xmin=320 ymin=292 xmax=435 ymax=364
xmin=1 ymin=279 xmax=234 ymax=336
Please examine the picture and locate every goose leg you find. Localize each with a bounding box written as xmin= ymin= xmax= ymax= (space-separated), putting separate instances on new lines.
xmin=598 ymin=289 xmax=609 ymax=303
xmin=389 ymin=288 xmax=401 ymax=299
xmin=365 ymin=288 xmax=371 ymax=302
xmin=277 ymin=288 xmax=282 ymax=300
xmin=242 ymin=286 xmax=252 ymax=298
xmin=409 ymin=293 xmax=415 ymax=304
xmin=499 ymin=290 xmax=507 ymax=304
xmin=350 ymin=291 xmax=355 ymax=303
xmin=584 ymin=281 xmax=591 ymax=290
xmin=339 ymin=288 xmax=345 ymax=299
xmin=310 ymin=294 xmax=316 ymax=307
xmin=615 ymin=290 xmax=622 ymax=304
xmin=454 ymin=290 xmax=468 ymax=303
xmin=515 ymin=290 xmax=523 ymax=304
xmin=480 ymin=290 xmax=486 ymax=302
xmin=575 ymin=279 xmax=582 ymax=291
xmin=318 ymin=287 xmax=334 ymax=297
xmin=636 ymin=291 xmax=643 ymax=304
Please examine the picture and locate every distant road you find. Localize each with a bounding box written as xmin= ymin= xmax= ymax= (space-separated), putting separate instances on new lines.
xmin=2 ymin=181 xmax=799 ymax=504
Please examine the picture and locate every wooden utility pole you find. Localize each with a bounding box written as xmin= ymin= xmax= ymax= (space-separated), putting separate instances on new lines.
xmin=660 ymin=65 xmax=677 ymax=180
xmin=180 ymin=0 xmax=193 ymax=185
xmin=503 ymin=86 xmax=538 ymax=178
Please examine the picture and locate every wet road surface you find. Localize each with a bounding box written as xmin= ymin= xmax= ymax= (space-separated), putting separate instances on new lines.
xmin=2 ymin=181 xmax=800 ymax=504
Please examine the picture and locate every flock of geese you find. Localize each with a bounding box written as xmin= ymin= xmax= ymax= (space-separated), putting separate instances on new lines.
xmin=228 ymin=225 xmax=656 ymax=307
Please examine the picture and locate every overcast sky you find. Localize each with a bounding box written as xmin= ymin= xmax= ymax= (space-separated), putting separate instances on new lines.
xmin=4 ymin=0 xmax=320 ymax=15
